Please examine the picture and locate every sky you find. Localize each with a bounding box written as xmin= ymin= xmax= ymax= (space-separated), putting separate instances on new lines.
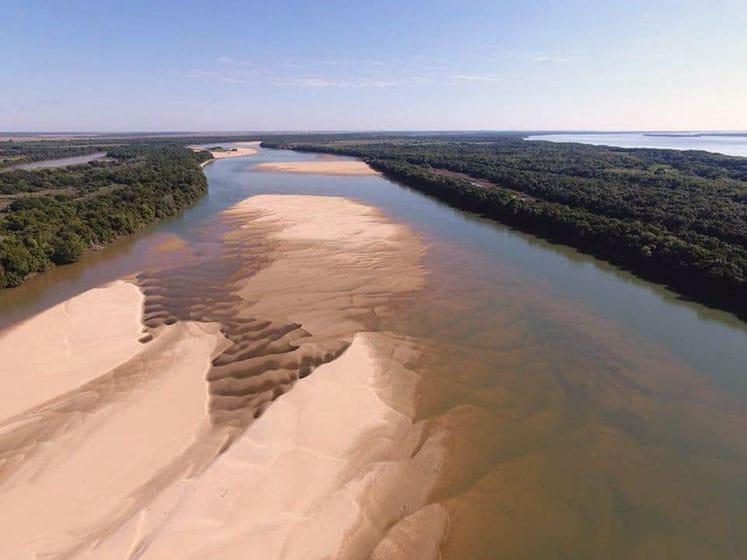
xmin=2 ymin=0 xmax=746 ymax=132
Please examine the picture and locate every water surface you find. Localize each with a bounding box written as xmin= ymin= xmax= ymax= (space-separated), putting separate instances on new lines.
xmin=527 ymin=132 xmax=747 ymax=157
xmin=1 ymin=146 xmax=746 ymax=559
xmin=7 ymin=152 xmax=108 ymax=170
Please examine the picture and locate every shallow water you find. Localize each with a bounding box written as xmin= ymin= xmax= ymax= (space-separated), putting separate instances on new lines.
xmin=1 ymin=146 xmax=746 ymax=559
xmin=526 ymin=132 xmax=747 ymax=157
xmin=8 ymin=152 xmax=108 ymax=170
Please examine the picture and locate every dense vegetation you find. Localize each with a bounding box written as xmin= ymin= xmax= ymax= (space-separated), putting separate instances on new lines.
xmin=262 ymin=135 xmax=747 ymax=317
xmin=0 ymin=142 xmax=212 ymax=287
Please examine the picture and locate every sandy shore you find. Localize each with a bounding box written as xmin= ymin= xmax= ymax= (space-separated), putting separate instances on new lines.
xmin=0 ymin=280 xmax=145 ymax=422
xmin=0 ymin=281 xmax=228 ymax=557
xmin=0 ymin=194 xmax=446 ymax=559
xmin=191 ymin=141 xmax=260 ymax=165
xmin=210 ymin=146 xmax=259 ymax=159
xmin=254 ymin=160 xmax=377 ymax=175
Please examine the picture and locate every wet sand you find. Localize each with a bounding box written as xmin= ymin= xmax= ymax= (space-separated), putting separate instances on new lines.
xmin=0 ymin=194 xmax=443 ymax=558
xmin=254 ymin=160 xmax=377 ymax=175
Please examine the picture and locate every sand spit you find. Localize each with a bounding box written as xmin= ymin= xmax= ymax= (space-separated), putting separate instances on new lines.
xmin=190 ymin=141 xmax=260 ymax=162
xmin=0 ymin=194 xmax=446 ymax=559
xmin=254 ymin=160 xmax=377 ymax=175
xmin=210 ymin=146 xmax=259 ymax=159
xmin=0 ymin=280 xmax=144 ymax=422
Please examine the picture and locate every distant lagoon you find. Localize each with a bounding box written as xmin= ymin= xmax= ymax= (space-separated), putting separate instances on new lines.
xmin=526 ymin=132 xmax=747 ymax=158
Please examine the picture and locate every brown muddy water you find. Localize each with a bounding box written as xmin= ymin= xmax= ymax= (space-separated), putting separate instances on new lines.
xmin=1 ymin=146 xmax=746 ymax=559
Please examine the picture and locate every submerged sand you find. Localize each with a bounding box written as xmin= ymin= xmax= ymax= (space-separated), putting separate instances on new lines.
xmin=254 ymin=160 xmax=377 ymax=175
xmin=0 ymin=194 xmax=446 ymax=559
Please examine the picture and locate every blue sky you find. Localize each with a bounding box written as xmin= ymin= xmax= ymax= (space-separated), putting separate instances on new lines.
xmin=2 ymin=0 xmax=746 ymax=131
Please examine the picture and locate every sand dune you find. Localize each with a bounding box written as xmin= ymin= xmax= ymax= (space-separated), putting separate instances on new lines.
xmin=254 ymin=160 xmax=377 ymax=175
xmin=0 ymin=194 xmax=446 ymax=559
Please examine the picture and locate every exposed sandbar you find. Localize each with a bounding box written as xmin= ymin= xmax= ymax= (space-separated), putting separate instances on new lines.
xmin=254 ymin=160 xmax=378 ymax=175
xmin=0 ymin=280 xmax=144 ymax=422
xmin=190 ymin=141 xmax=260 ymax=162
xmin=210 ymin=146 xmax=259 ymax=159
xmin=0 ymin=321 xmax=226 ymax=557
xmin=89 ymin=332 xmax=446 ymax=559
xmin=0 ymin=194 xmax=446 ymax=559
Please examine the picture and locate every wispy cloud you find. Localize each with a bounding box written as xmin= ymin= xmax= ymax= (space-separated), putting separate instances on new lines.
xmin=450 ymin=74 xmax=502 ymax=83
xmin=173 ymin=55 xmax=506 ymax=89
xmin=216 ymin=56 xmax=255 ymax=68
xmin=533 ymin=54 xmax=573 ymax=63
xmin=271 ymin=76 xmax=417 ymax=88
xmin=177 ymin=68 xmax=250 ymax=84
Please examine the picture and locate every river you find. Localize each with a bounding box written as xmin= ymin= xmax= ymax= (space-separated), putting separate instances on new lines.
xmin=5 ymin=151 xmax=109 ymax=171
xmin=526 ymin=132 xmax=747 ymax=157
xmin=1 ymin=146 xmax=746 ymax=559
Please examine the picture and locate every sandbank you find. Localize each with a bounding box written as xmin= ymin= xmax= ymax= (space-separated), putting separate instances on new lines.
xmin=0 ymin=280 xmax=145 ymax=422
xmin=0 ymin=194 xmax=446 ymax=559
xmin=210 ymin=146 xmax=259 ymax=159
xmin=189 ymin=141 xmax=260 ymax=164
xmin=254 ymin=160 xmax=378 ymax=175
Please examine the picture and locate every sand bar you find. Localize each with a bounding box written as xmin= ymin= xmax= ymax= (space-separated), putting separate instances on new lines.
xmin=0 ymin=280 xmax=145 ymax=422
xmin=190 ymin=141 xmax=260 ymax=163
xmin=254 ymin=160 xmax=377 ymax=175
xmin=0 ymin=194 xmax=446 ymax=559
xmin=86 ymin=332 xmax=446 ymax=559
xmin=0 ymin=321 xmax=226 ymax=557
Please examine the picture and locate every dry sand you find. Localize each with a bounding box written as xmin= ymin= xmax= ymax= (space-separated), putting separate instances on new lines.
xmin=254 ymin=160 xmax=377 ymax=175
xmin=0 ymin=194 xmax=447 ymax=559
xmin=190 ymin=141 xmax=260 ymax=164
xmin=210 ymin=146 xmax=259 ymax=159
xmin=0 ymin=280 xmax=145 ymax=422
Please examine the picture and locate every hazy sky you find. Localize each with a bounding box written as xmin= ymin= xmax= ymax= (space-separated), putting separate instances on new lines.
xmin=2 ymin=0 xmax=746 ymax=131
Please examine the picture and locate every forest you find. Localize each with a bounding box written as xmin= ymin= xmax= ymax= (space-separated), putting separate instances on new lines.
xmin=261 ymin=134 xmax=747 ymax=317
xmin=0 ymin=141 xmax=212 ymax=287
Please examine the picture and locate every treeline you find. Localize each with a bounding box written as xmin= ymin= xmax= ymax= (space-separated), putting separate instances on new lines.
xmin=0 ymin=134 xmax=261 ymax=170
xmin=262 ymin=135 xmax=747 ymax=317
xmin=0 ymin=144 xmax=211 ymax=287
